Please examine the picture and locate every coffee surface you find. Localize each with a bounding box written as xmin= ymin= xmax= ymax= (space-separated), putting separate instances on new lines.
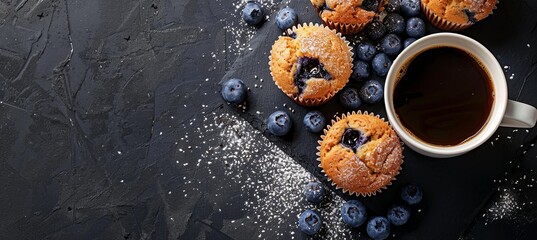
xmin=393 ymin=47 xmax=494 ymax=146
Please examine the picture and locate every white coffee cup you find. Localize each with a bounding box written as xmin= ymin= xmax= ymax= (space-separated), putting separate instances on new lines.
xmin=384 ymin=33 xmax=537 ymax=158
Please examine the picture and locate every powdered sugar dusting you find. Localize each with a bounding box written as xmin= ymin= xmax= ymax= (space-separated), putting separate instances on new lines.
xmin=483 ymin=188 xmax=520 ymax=223
xmin=177 ymin=111 xmax=352 ymax=239
xmin=483 ymin=169 xmax=537 ymax=225
xmin=219 ymin=0 xmax=288 ymax=58
xmin=467 ymin=0 xmax=494 ymax=9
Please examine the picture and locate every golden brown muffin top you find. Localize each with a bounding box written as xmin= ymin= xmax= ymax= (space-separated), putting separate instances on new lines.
xmin=269 ymin=24 xmax=352 ymax=102
xmin=422 ymin=0 xmax=497 ymax=24
xmin=311 ymin=0 xmax=379 ymax=25
xmin=319 ymin=113 xmax=403 ymax=196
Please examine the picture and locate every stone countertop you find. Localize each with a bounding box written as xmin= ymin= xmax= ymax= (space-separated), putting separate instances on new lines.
xmin=0 ymin=0 xmax=536 ymax=239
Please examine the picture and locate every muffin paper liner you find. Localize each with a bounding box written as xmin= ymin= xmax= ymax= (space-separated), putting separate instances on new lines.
xmin=421 ymin=0 xmax=498 ymax=31
xmin=323 ymin=19 xmax=369 ymax=35
xmin=316 ymin=111 xmax=404 ymax=197
xmin=268 ymin=22 xmax=353 ymax=107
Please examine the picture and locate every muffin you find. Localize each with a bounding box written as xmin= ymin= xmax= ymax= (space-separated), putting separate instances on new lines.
xmin=310 ymin=0 xmax=384 ymax=35
xmin=421 ymin=0 xmax=498 ymax=31
xmin=269 ymin=23 xmax=353 ymax=106
xmin=318 ymin=111 xmax=403 ymax=196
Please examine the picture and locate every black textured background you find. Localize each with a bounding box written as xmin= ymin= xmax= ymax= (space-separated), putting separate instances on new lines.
xmin=1 ymin=0 xmax=537 ymax=239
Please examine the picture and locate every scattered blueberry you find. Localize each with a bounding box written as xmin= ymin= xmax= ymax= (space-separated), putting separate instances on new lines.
xmin=354 ymin=33 xmax=371 ymax=47
xmin=275 ymin=7 xmax=298 ymax=31
xmin=221 ymin=78 xmax=247 ymax=104
xmin=356 ymin=42 xmax=377 ymax=62
xmin=383 ymin=13 xmax=405 ymax=34
xmin=298 ymin=210 xmax=322 ymax=235
xmin=361 ymin=0 xmax=379 ymax=12
xmin=303 ymin=111 xmax=326 ymax=133
xmin=359 ymin=80 xmax=384 ymax=104
xmin=341 ymin=128 xmax=369 ymax=152
xmin=267 ymin=110 xmax=292 ymax=136
xmin=304 ymin=181 xmax=325 ymax=203
xmin=339 ymin=88 xmax=362 ymax=110
xmin=400 ymin=0 xmax=420 ymax=17
xmin=406 ymin=17 xmax=426 ymax=38
xmin=366 ymin=216 xmax=391 ymax=240
xmin=341 ymin=200 xmax=367 ymax=228
xmin=387 ymin=204 xmax=411 ymax=226
xmin=385 ymin=0 xmax=401 ymax=13
xmin=366 ymin=21 xmax=387 ymax=41
xmin=371 ymin=53 xmax=392 ymax=77
xmin=379 ymin=33 xmax=402 ymax=56
xmin=403 ymin=38 xmax=417 ymax=49
xmin=401 ymin=184 xmax=423 ymax=205
xmin=351 ymin=61 xmax=370 ymax=81
xmin=242 ymin=1 xmax=265 ymax=26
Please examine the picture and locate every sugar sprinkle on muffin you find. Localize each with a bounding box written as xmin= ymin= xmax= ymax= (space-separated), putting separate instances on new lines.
xmin=318 ymin=111 xmax=403 ymax=196
xmin=311 ymin=0 xmax=384 ymax=35
xmin=269 ymin=23 xmax=353 ymax=106
xmin=421 ymin=0 xmax=498 ymax=31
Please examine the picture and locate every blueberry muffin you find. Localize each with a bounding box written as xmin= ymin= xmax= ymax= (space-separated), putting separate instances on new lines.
xmin=310 ymin=0 xmax=383 ymax=35
xmin=318 ymin=112 xmax=403 ymax=196
xmin=422 ymin=0 xmax=497 ymax=31
xmin=269 ymin=23 xmax=353 ymax=106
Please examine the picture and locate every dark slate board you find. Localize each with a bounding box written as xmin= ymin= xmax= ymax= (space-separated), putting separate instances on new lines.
xmin=220 ymin=0 xmax=537 ymax=239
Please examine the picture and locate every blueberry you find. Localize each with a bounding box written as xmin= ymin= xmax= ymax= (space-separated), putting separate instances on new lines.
xmin=298 ymin=210 xmax=322 ymax=235
xmin=221 ymin=78 xmax=247 ymax=104
xmin=303 ymin=111 xmax=326 ymax=133
xmin=379 ymin=33 xmax=402 ymax=56
xmin=267 ymin=110 xmax=292 ymax=136
xmin=372 ymin=53 xmax=392 ymax=77
xmin=464 ymin=9 xmax=478 ymax=23
xmin=387 ymin=204 xmax=411 ymax=226
xmin=401 ymin=184 xmax=423 ymax=205
xmin=359 ymin=80 xmax=384 ymax=104
xmin=339 ymin=88 xmax=362 ymax=110
xmin=400 ymin=0 xmax=420 ymax=17
xmin=366 ymin=21 xmax=386 ymax=41
xmin=275 ymin=7 xmax=298 ymax=31
xmin=341 ymin=200 xmax=367 ymax=228
xmin=383 ymin=13 xmax=405 ymax=34
xmin=354 ymin=32 xmax=370 ymax=46
xmin=403 ymin=38 xmax=416 ymax=49
xmin=406 ymin=17 xmax=426 ymax=38
xmin=366 ymin=217 xmax=391 ymax=240
xmin=319 ymin=2 xmax=331 ymax=11
xmin=351 ymin=61 xmax=370 ymax=81
xmin=341 ymin=128 xmax=369 ymax=152
xmin=295 ymin=57 xmax=332 ymax=94
xmin=385 ymin=0 xmax=401 ymax=13
xmin=361 ymin=0 xmax=379 ymax=12
xmin=242 ymin=1 xmax=264 ymax=26
xmin=304 ymin=181 xmax=325 ymax=203
xmin=356 ymin=42 xmax=377 ymax=62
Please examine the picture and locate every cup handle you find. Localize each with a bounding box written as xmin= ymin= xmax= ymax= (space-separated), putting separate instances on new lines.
xmin=500 ymin=100 xmax=537 ymax=128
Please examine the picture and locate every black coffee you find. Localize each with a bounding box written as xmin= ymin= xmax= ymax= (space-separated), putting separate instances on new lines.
xmin=393 ymin=46 xmax=494 ymax=146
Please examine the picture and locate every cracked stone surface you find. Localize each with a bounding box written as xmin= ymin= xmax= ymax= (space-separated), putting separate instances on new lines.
xmin=1 ymin=0 xmax=537 ymax=239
